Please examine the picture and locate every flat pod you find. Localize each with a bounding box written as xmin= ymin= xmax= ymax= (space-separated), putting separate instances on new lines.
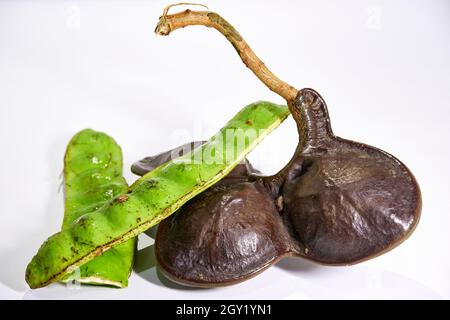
xmin=132 ymin=143 xmax=292 ymax=287
xmin=25 ymin=101 xmax=289 ymax=289
xmin=131 ymin=141 xmax=261 ymax=181
xmin=282 ymin=89 xmax=422 ymax=264
xmin=62 ymin=129 xmax=135 ymax=287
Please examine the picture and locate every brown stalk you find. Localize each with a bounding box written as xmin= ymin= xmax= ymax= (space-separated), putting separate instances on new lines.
xmin=155 ymin=4 xmax=298 ymax=105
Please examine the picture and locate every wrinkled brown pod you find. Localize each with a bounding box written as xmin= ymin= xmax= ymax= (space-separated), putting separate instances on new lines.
xmin=139 ymin=6 xmax=422 ymax=287
xmin=132 ymin=142 xmax=295 ymax=287
xmin=132 ymin=89 xmax=420 ymax=287
xmin=276 ymin=89 xmax=421 ymax=264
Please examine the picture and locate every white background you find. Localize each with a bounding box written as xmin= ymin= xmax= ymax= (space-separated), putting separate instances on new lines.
xmin=1 ymin=0 xmax=449 ymax=299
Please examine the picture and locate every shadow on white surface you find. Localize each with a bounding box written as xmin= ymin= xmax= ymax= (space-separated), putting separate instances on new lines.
xmin=6 ymin=137 xmax=444 ymax=300
xmin=20 ymin=248 xmax=443 ymax=299
xmin=22 ymin=232 xmax=445 ymax=299
xmin=275 ymin=257 xmax=443 ymax=299
xmin=134 ymin=244 xmax=205 ymax=291
xmin=144 ymin=225 xmax=158 ymax=240
xmin=276 ymin=256 xmax=319 ymax=273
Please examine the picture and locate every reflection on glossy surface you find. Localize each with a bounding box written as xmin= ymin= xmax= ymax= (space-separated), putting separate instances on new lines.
xmin=21 ymin=240 xmax=442 ymax=299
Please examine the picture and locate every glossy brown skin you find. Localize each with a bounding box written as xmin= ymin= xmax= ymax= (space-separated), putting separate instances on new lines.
xmin=282 ymin=89 xmax=421 ymax=264
xmin=133 ymin=89 xmax=421 ymax=286
xmin=132 ymin=144 xmax=292 ymax=286
xmin=156 ymin=181 xmax=292 ymax=287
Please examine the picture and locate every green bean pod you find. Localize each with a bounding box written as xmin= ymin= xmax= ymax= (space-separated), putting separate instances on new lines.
xmin=25 ymin=101 xmax=289 ymax=289
xmin=61 ymin=129 xmax=136 ymax=288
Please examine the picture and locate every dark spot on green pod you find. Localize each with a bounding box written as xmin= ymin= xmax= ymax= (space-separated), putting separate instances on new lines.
xmin=138 ymin=178 xmax=159 ymax=191
xmin=117 ymin=194 xmax=129 ymax=203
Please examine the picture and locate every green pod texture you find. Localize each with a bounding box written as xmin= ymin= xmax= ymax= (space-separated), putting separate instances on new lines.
xmin=25 ymin=101 xmax=289 ymax=289
xmin=61 ymin=129 xmax=136 ymax=288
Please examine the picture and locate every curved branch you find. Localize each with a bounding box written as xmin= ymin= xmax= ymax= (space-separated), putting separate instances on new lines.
xmin=155 ymin=8 xmax=298 ymax=104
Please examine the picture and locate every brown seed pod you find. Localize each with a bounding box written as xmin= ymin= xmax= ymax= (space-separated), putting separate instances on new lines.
xmin=279 ymin=89 xmax=421 ymax=265
xmin=132 ymin=142 xmax=294 ymax=287
xmin=139 ymin=6 xmax=422 ymax=287
xmin=155 ymin=181 xmax=292 ymax=287
xmin=132 ymin=89 xmax=421 ymax=286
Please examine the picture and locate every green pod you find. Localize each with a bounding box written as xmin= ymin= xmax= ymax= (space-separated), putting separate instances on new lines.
xmin=61 ymin=129 xmax=136 ymax=288
xmin=26 ymin=101 xmax=289 ymax=289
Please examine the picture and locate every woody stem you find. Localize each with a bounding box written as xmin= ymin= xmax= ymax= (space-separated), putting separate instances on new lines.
xmin=155 ymin=9 xmax=298 ymax=105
